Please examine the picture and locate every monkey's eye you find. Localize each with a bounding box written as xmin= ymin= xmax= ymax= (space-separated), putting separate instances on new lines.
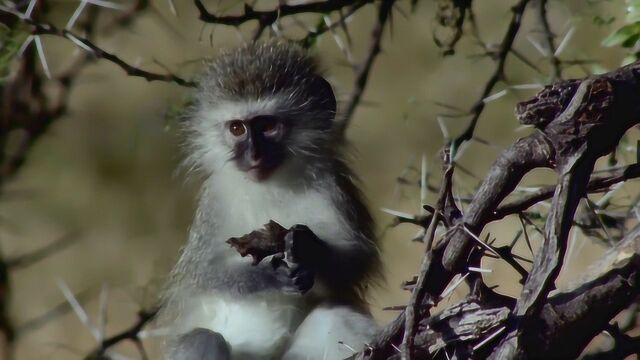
xmin=261 ymin=117 xmax=281 ymax=136
xmin=228 ymin=120 xmax=246 ymax=137
xmin=262 ymin=121 xmax=277 ymax=133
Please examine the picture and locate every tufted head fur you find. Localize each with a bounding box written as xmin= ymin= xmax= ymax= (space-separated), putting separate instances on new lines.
xmin=185 ymin=41 xmax=338 ymax=178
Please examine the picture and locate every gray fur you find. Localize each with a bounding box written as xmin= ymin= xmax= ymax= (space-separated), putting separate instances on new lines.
xmin=160 ymin=41 xmax=381 ymax=359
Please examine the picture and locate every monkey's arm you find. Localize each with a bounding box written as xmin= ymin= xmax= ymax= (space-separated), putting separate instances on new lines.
xmin=198 ymin=246 xmax=313 ymax=295
xmin=284 ymin=225 xmax=376 ymax=295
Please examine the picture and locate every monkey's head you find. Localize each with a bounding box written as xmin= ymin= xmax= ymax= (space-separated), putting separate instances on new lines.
xmin=188 ymin=41 xmax=337 ymax=181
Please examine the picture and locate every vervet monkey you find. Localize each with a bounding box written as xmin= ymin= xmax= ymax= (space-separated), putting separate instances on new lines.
xmin=161 ymin=41 xmax=381 ymax=360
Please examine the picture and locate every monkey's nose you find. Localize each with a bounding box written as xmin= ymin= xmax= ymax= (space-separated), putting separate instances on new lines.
xmin=248 ymin=152 xmax=263 ymax=167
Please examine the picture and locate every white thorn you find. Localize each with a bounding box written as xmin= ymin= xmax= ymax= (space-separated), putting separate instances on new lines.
xmin=17 ymin=35 xmax=34 ymax=58
xmin=138 ymin=327 xmax=171 ymax=339
xmin=526 ymin=34 xmax=548 ymax=56
xmin=462 ymin=225 xmax=499 ymax=256
xmin=468 ymin=266 xmax=493 ymax=273
xmin=56 ymin=278 xmax=100 ymax=341
xmin=483 ymin=89 xmax=508 ymax=103
xmin=509 ymin=83 xmax=545 ymax=90
xmin=65 ymin=32 xmax=94 ymax=53
xmin=596 ymin=182 xmax=623 ymax=207
xmin=436 ymin=115 xmax=450 ymax=140
xmin=34 ymin=36 xmax=51 ymax=79
xmin=380 ymin=207 xmax=415 ymax=220
xmin=440 ymin=273 xmax=469 ymax=299
xmin=97 ymin=284 xmax=109 ymax=342
xmin=85 ymin=0 xmax=128 ymax=11
xmin=472 ymin=326 xmax=506 ymax=351
xmin=555 ymin=26 xmax=575 ymax=57
xmin=66 ymin=0 xmax=88 ymax=30
xmin=167 ymin=0 xmax=177 ymax=16
xmin=25 ymin=0 xmax=37 ymax=18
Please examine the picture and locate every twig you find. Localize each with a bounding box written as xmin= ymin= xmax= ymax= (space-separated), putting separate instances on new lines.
xmin=337 ymin=0 xmax=396 ymax=136
xmin=0 ymin=9 xmax=196 ymax=87
xmin=538 ymin=0 xmax=562 ymax=80
xmin=193 ymin=0 xmax=370 ymax=27
xmin=493 ymin=163 xmax=640 ymax=221
xmin=451 ymin=0 xmax=530 ymax=153
xmin=401 ymin=160 xmax=454 ymax=359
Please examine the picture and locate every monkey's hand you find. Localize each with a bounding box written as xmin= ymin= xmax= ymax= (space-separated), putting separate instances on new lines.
xmin=271 ymin=224 xmax=325 ymax=295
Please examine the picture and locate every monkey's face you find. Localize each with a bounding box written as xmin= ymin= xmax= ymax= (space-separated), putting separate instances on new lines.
xmin=223 ymin=114 xmax=288 ymax=181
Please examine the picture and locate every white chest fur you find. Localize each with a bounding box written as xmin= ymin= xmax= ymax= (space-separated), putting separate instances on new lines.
xmin=208 ymin=168 xmax=350 ymax=245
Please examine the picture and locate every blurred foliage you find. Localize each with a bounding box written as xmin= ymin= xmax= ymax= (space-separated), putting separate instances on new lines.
xmin=602 ymin=0 xmax=640 ymax=64
xmin=0 ymin=23 xmax=24 ymax=83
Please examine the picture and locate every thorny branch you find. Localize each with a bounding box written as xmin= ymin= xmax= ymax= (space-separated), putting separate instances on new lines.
xmin=0 ymin=9 xmax=196 ymax=88
xmin=338 ymin=0 xmax=396 ymax=135
xmin=4 ymin=1 xmax=640 ymax=359
xmin=1 ymin=1 xmax=402 ymax=357
xmin=87 ymin=308 xmax=159 ymax=360
xmin=360 ymin=48 xmax=640 ymax=360
xmin=538 ymin=0 xmax=562 ymax=80
xmin=452 ymin=0 xmax=530 ymax=152
xmin=193 ymin=0 xmax=372 ymax=28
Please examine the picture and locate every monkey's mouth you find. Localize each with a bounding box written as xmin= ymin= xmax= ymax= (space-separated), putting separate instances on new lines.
xmin=245 ymin=166 xmax=276 ymax=182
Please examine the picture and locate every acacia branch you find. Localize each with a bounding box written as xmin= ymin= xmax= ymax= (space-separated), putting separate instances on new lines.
xmin=193 ymin=0 xmax=371 ymax=27
xmin=451 ymin=0 xmax=530 ymax=151
xmin=0 ymin=9 xmax=196 ymax=88
xmin=88 ymin=308 xmax=158 ymax=358
xmin=493 ymin=163 xmax=640 ymax=221
xmin=538 ymin=0 xmax=562 ymax=80
xmin=338 ymin=0 xmax=396 ymax=135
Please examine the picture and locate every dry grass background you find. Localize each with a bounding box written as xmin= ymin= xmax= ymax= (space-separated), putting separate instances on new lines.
xmin=0 ymin=0 xmax=637 ymax=358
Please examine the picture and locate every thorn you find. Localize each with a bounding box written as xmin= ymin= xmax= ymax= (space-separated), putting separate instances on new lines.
xmin=526 ymin=34 xmax=548 ymax=56
xmin=483 ymin=89 xmax=508 ymax=103
xmin=167 ymin=0 xmax=177 ymax=16
xmin=25 ymin=0 xmax=38 ymax=19
xmin=66 ymin=0 xmax=88 ymax=30
xmin=462 ymin=225 xmax=500 ymax=257
xmin=380 ymin=207 xmax=415 ymax=220
xmin=509 ymin=83 xmax=545 ymax=90
xmin=472 ymin=326 xmax=506 ymax=351
xmin=65 ymin=32 xmax=94 ymax=53
xmin=56 ymin=278 xmax=100 ymax=341
xmin=436 ymin=115 xmax=450 ymax=140
xmin=85 ymin=0 xmax=128 ymax=11
xmin=34 ymin=36 xmax=51 ymax=79
xmin=440 ymin=272 xmax=469 ymax=299
xmin=138 ymin=327 xmax=171 ymax=339
xmin=554 ymin=26 xmax=575 ymax=56
xmin=97 ymin=284 xmax=109 ymax=342
xmin=17 ymin=35 xmax=34 ymax=58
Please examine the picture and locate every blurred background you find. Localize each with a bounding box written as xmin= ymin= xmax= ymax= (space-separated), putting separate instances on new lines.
xmin=1 ymin=0 xmax=639 ymax=358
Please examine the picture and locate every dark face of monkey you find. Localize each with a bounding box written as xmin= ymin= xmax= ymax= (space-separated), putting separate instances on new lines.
xmin=225 ymin=115 xmax=289 ymax=181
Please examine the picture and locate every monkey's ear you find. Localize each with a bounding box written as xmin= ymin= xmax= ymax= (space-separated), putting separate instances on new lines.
xmin=313 ymin=75 xmax=337 ymax=121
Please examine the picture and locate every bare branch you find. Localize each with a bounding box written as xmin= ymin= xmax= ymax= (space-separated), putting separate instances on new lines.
xmin=0 ymin=9 xmax=196 ymax=87
xmin=338 ymin=0 xmax=396 ymax=135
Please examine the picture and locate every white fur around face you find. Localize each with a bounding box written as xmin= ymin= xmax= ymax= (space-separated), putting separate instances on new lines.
xmin=189 ymin=98 xmax=281 ymax=175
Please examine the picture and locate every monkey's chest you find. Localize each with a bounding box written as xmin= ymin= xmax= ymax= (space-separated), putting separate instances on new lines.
xmin=213 ymin=184 xmax=347 ymax=242
xmin=180 ymin=294 xmax=307 ymax=359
